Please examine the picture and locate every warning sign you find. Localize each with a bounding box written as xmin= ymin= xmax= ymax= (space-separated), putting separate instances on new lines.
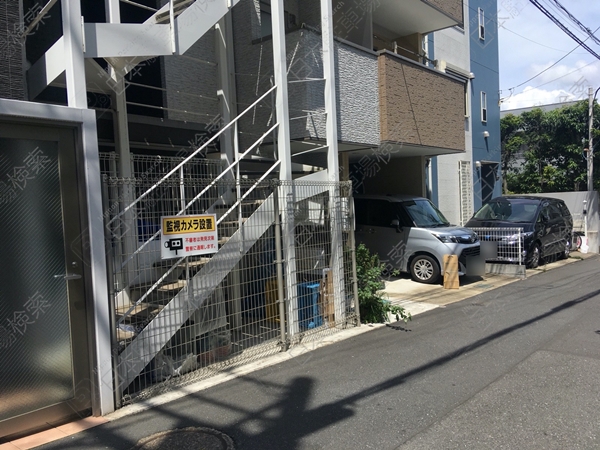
xmin=161 ymin=214 xmax=218 ymax=259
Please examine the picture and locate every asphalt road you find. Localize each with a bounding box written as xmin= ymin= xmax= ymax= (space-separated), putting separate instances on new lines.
xmin=38 ymin=255 xmax=600 ymax=450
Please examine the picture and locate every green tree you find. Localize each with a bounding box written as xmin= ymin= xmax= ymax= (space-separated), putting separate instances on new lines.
xmin=501 ymin=100 xmax=600 ymax=193
xmin=500 ymin=113 xmax=525 ymax=193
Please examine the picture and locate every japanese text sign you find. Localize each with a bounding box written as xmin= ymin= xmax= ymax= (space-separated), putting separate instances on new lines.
xmin=161 ymin=214 xmax=218 ymax=259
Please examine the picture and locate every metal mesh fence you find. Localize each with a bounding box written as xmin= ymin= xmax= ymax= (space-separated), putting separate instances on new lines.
xmin=102 ymin=176 xmax=357 ymax=405
xmin=99 ymin=152 xmax=225 ymax=180
xmin=468 ymin=227 xmax=524 ymax=265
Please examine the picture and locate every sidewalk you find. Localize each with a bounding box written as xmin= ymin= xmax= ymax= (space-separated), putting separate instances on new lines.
xmin=385 ymin=251 xmax=595 ymax=317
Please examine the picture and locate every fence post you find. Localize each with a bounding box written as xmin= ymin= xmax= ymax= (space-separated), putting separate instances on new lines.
xmin=348 ymin=190 xmax=360 ymax=325
xmin=102 ymin=178 xmax=122 ymax=407
xmin=273 ymin=183 xmax=288 ymax=350
xmin=518 ymin=227 xmax=522 ymax=266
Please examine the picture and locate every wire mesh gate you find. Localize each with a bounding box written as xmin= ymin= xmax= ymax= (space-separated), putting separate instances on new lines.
xmin=102 ymin=176 xmax=358 ymax=405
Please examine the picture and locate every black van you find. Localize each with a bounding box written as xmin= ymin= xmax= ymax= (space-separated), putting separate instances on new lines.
xmin=465 ymin=196 xmax=573 ymax=268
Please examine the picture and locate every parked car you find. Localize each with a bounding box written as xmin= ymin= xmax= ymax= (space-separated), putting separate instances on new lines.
xmin=465 ymin=196 xmax=573 ymax=268
xmin=354 ymin=195 xmax=480 ymax=284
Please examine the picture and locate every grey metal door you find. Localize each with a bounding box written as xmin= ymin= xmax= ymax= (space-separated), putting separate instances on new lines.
xmin=0 ymin=123 xmax=91 ymax=439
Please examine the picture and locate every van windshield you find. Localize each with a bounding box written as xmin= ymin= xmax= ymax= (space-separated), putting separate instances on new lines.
xmin=473 ymin=199 xmax=538 ymax=222
xmin=403 ymin=199 xmax=450 ymax=227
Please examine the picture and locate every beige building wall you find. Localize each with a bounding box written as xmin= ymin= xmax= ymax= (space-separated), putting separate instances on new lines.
xmin=378 ymin=52 xmax=466 ymax=152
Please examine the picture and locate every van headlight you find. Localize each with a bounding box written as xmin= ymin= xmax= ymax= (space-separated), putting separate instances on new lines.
xmin=502 ymin=231 xmax=534 ymax=243
xmin=432 ymin=233 xmax=459 ymax=243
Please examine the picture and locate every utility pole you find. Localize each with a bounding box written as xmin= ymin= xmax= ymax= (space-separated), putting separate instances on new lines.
xmin=588 ymin=86 xmax=600 ymax=191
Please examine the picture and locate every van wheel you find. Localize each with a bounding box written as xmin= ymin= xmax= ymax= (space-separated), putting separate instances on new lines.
xmin=410 ymin=255 xmax=440 ymax=284
xmin=527 ymin=243 xmax=541 ymax=269
xmin=559 ymin=237 xmax=571 ymax=260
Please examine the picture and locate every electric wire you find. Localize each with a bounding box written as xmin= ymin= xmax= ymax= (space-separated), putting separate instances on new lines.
xmin=530 ymin=59 xmax=600 ymax=91
xmin=544 ymin=0 xmax=600 ymax=46
xmin=509 ymin=25 xmax=600 ymax=90
xmin=501 ymin=2 xmax=600 ymax=97
xmin=528 ymin=0 xmax=600 ymax=60
xmin=501 ymin=26 xmax=587 ymax=54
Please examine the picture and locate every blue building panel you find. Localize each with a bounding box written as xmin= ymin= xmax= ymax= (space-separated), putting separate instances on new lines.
xmin=469 ymin=0 xmax=501 ymax=210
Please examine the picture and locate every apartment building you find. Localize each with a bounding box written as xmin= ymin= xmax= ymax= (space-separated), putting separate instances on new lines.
xmin=431 ymin=0 xmax=501 ymax=225
xmin=0 ymin=0 xmax=496 ymax=439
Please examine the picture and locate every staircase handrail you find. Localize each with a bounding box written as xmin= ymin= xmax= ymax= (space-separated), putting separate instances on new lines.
xmin=108 ymin=84 xmax=276 ymax=228
xmin=116 ymin=121 xmax=279 ymax=270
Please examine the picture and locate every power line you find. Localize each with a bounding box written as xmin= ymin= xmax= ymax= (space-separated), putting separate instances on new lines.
xmin=528 ymin=0 xmax=600 ymax=60
xmin=500 ymin=26 xmax=588 ymax=54
xmin=501 ymin=59 xmax=599 ymax=99
xmin=531 ymin=59 xmax=599 ymax=90
xmin=545 ymin=0 xmax=600 ymax=46
xmin=508 ymin=25 xmax=600 ymax=90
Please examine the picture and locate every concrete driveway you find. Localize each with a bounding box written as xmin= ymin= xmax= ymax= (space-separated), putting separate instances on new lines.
xmin=385 ymin=251 xmax=596 ymax=317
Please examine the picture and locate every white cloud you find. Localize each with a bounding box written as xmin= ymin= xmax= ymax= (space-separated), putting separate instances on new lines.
xmin=532 ymin=60 xmax=600 ymax=93
xmin=500 ymin=86 xmax=578 ymax=110
xmin=497 ymin=0 xmax=600 ymax=109
xmin=501 ymin=60 xmax=600 ymax=110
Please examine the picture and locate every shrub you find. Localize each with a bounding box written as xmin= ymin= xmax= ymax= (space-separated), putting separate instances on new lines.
xmin=356 ymin=243 xmax=411 ymax=324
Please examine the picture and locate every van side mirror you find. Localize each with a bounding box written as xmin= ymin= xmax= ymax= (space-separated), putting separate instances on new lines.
xmin=391 ymin=219 xmax=401 ymax=232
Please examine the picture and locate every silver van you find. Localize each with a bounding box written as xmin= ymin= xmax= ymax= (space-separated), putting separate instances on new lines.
xmin=354 ymin=195 xmax=480 ymax=284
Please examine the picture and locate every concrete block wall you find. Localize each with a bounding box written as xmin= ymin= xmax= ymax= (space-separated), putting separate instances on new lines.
xmin=233 ymin=0 xmax=380 ymax=157
xmin=378 ymin=51 xmax=465 ymax=151
xmin=335 ymin=39 xmax=379 ymax=146
xmin=0 ymin=1 xmax=25 ymax=100
xmin=232 ymin=0 xmax=276 ymax=154
xmin=161 ymin=32 xmax=219 ymax=124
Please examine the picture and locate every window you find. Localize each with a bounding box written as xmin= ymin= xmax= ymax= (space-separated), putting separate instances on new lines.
xmin=369 ymin=200 xmax=397 ymax=228
xmin=538 ymin=205 xmax=551 ymax=223
xmin=549 ymin=204 xmax=562 ymax=220
xmin=478 ymin=8 xmax=485 ymax=40
xmin=402 ymin=199 xmax=450 ymax=228
xmin=481 ymin=91 xmax=487 ymax=123
xmin=260 ymin=7 xmax=272 ymax=38
xmin=259 ymin=2 xmax=297 ymax=39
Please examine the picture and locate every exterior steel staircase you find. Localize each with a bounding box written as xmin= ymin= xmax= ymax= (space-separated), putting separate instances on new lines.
xmin=116 ymin=170 xmax=328 ymax=390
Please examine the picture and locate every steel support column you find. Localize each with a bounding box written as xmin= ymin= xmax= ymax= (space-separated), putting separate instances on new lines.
xmin=105 ymin=0 xmax=138 ymax=315
xmin=321 ymin=0 xmax=346 ymax=325
xmin=216 ymin=14 xmax=243 ymax=329
xmin=272 ymin=0 xmax=299 ymax=336
xmin=62 ymin=0 xmax=86 ymax=108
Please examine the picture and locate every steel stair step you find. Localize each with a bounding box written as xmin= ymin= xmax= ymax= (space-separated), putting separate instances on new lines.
xmin=115 ymin=302 xmax=162 ymax=320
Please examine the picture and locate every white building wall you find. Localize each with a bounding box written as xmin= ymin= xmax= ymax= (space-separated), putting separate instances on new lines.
xmin=432 ymin=0 xmax=472 ymax=225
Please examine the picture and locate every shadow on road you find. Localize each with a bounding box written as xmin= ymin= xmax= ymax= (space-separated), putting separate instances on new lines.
xmin=38 ymin=287 xmax=600 ymax=450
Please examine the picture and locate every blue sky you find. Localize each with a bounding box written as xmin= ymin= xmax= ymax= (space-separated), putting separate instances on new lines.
xmin=498 ymin=0 xmax=600 ymax=110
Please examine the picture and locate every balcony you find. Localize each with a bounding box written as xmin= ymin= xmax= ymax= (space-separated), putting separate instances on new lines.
xmin=378 ymin=51 xmax=466 ymax=156
xmin=373 ymin=0 xmax=463 ymax=38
